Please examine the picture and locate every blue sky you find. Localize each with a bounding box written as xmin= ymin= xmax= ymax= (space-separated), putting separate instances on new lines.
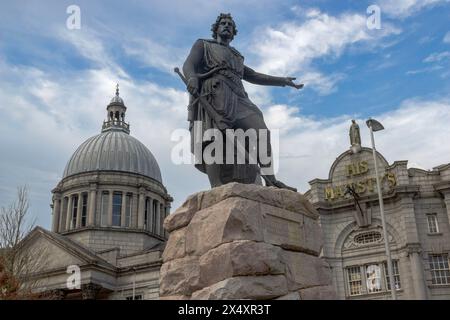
xmin=1 ymin=0 xmax=450 ymax=228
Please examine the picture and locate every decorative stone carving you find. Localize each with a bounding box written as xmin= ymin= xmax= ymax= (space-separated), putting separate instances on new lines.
xmin=343 ymin=226 xmax=394 ymax=250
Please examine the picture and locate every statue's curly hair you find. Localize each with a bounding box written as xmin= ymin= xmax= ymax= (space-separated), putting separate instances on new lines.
xmin=211 ymin=13 xmax=238 ymax=40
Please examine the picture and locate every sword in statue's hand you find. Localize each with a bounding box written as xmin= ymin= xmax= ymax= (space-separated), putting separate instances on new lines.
xmin=174 ymin=67 xmax=232 ymax=130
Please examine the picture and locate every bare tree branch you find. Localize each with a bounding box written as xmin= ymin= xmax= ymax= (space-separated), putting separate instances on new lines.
xmin=0 ymin=185 xmax=48 ymax=299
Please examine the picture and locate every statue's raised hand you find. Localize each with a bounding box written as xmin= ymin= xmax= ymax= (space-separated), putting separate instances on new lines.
xmin=285 ymin=77 xmax=304 ymax=90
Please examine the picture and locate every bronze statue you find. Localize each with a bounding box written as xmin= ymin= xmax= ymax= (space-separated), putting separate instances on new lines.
xmin=177 ymin=13 xmax=303 ymax=191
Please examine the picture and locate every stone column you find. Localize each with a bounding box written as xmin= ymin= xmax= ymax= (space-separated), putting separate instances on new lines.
xmin=155 ymin=200 xmax=161 ymax=235
xmin=138 ymin=188 xmax=145 ymax=229
xmin=76 ymin=193 xmax=82 ymax=228
xmin=51 ymin=194 xmax=61 ymax=233
xmin=159 ymin=203 xmax=164 ymax=236
xmin=121 ymin=192 xmax=127 ymax=227
xmin=65 ymin=196 xmax=72 ymax=231
xmin=149 ymin=197 xmax=154 ymax=232
xmin=59 ymin=197 xmax=67 ymax=232
xmin=442 ymin=192 xmax=450 ymax=226
xmin=132 ymin=193 xmax=139 ymax=228
xmin=408 ymin=244 xmax=428 ymax=299
xmin=88 ymin=184 xmax=97 ymax=226
xmin=164 ymin=204 xmax=171 ymax=238
xmin=108 ymin=191 xmax=114 ymax=226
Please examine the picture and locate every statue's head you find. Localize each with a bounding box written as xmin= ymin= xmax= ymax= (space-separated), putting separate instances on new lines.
xmin=351 ymin=119 xmax=356 ymax=124
xmin=211 ymin=13 xmax=238 ymax=41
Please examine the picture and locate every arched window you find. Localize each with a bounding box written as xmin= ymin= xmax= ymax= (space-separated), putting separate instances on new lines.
xmin=115 ymin=111 xmax=120 ymax=120
xmin=71 ymin=194 xmax=79 ymax=229
xmin=81 ymin=193 xmax=88 ymax=227
xmin=110 ymin=111 xmax=113 ymax=121
xmin=112 ymin=192 xmax=122 ymax=227
xmin=354 ymin=231 xmax=382 ymax=245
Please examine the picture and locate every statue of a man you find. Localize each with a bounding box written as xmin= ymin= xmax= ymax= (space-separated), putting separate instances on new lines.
xmin=349 ymin=119 xmax=361 ymax=146
xmin=182 ymin=13 xmax=303 ymax=191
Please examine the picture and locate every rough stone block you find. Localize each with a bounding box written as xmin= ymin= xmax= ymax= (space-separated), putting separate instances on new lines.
xmin=159 ymin=256 xmax=202 ymax=296
xmin=275 ymin=292 xmax=301 ymax=300
xmin=164 ymin=193 xmax=201 ymax=233
xmin=197 ymin=183 xmax=319 ymax=219
xmin=191 ymin=275 xmax=288 ymax=300
xmin=260 ymin=203 xmax=323 ymax=255
xmin=162 ymin=227 xmax=186 ymax=262
xmin=281 ymin=251 xmax=332 ymax=291
xmin=199 ymin=240 xmax=284 ymax=286
xmin=185 ymin=198 xmax=264 ymax=256
xmin=160 ymin=183 xmax=334 ymax=300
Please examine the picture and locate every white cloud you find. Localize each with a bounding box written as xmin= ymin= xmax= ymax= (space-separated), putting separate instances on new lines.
xmin=58 ymin=28 xmax=129 ymax=79
xmin=301 ymin=72 xmax=346 ymax=95
xmin=268 ymin=97 xmax=450 ymax=192
xmin=0 ymin=58 xmax=196 ymax=227
xmin=423 ymin=51 xmax=450 ymax=63
xmin=377 ymin=0 xmax=450 ymax=18
xmin=123 ymin=38 xmax=186 ymax=73
xmin=1 ymin=2 xmax=448 ymax=230
xmin=406 ymin=65 xmax=444 ymax=75
xmin=3 ymin=50 xmax=450 ymax=227
xmin=250 ymin=9 xmax=400 ymax=95
xmin=444 ymin=32 xmax=450 ymax=43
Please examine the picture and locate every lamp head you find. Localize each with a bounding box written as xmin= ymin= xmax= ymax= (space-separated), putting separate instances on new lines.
xmin=366 ymin=118 xmax=384 ymax=132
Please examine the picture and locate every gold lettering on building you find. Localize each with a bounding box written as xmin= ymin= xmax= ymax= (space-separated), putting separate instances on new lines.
xmin=324 ymin=160 xmax=397 ymax=201
xmin=346 ymin=161 xmax=369 ymax=177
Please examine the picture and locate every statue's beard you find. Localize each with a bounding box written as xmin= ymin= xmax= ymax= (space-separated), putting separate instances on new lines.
xmin=218 ymin=32 xmax=233 ymax=41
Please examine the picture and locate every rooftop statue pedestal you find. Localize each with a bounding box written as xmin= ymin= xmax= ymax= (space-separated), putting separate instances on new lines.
xmin=159 ymin=183 xmax=336 ymax=300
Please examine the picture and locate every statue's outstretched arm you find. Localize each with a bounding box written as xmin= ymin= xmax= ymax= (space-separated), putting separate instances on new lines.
xmin=183 ymin=40 xmax=204 ymax=95
xmin=243 ymin=66 xmax=304 ymax=89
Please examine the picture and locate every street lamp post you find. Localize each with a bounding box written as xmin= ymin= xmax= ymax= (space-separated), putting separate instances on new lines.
xmin=366 ymin=118 xmax=397 ymax=300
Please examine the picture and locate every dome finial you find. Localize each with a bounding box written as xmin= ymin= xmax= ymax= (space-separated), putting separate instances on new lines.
xmin=116 ymin=83 xmax=119 ymax=96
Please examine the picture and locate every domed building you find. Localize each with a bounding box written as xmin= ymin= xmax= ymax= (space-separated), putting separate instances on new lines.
xmin=18 ymin=86 xmax=172 ymax=300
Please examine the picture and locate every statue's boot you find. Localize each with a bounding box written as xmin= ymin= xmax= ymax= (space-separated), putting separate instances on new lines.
xmin=262 ymin=175 xmax=297 ymax=192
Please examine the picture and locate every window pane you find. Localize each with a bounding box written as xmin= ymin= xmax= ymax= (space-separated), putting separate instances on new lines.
xmin=429 ymin=254 xmax=450 ymax=285
xmin=384 ymin=260 xmax=401 ymax=290
xmin=366 ymin=264 xmax=382 ymax=293
xmin=347 ymin=266 xmax=362 ymax=296
xmin=71 ymin=195 xmax=78 ymax=229
xmin=427 ymin=214 xmax=439 ymax=234
xmin=355 ymin=231 xmax=382 ymax=244
xmin=112 ymin=192 xmax=122 ymax=226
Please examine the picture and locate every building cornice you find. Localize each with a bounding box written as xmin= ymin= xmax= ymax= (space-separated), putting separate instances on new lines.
xmin=60 ymin=226 xmax=168 ymax=242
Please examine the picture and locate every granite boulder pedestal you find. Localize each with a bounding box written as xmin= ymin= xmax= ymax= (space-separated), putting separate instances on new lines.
xmin=159 ymin=183 xmax=336 ymax=300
